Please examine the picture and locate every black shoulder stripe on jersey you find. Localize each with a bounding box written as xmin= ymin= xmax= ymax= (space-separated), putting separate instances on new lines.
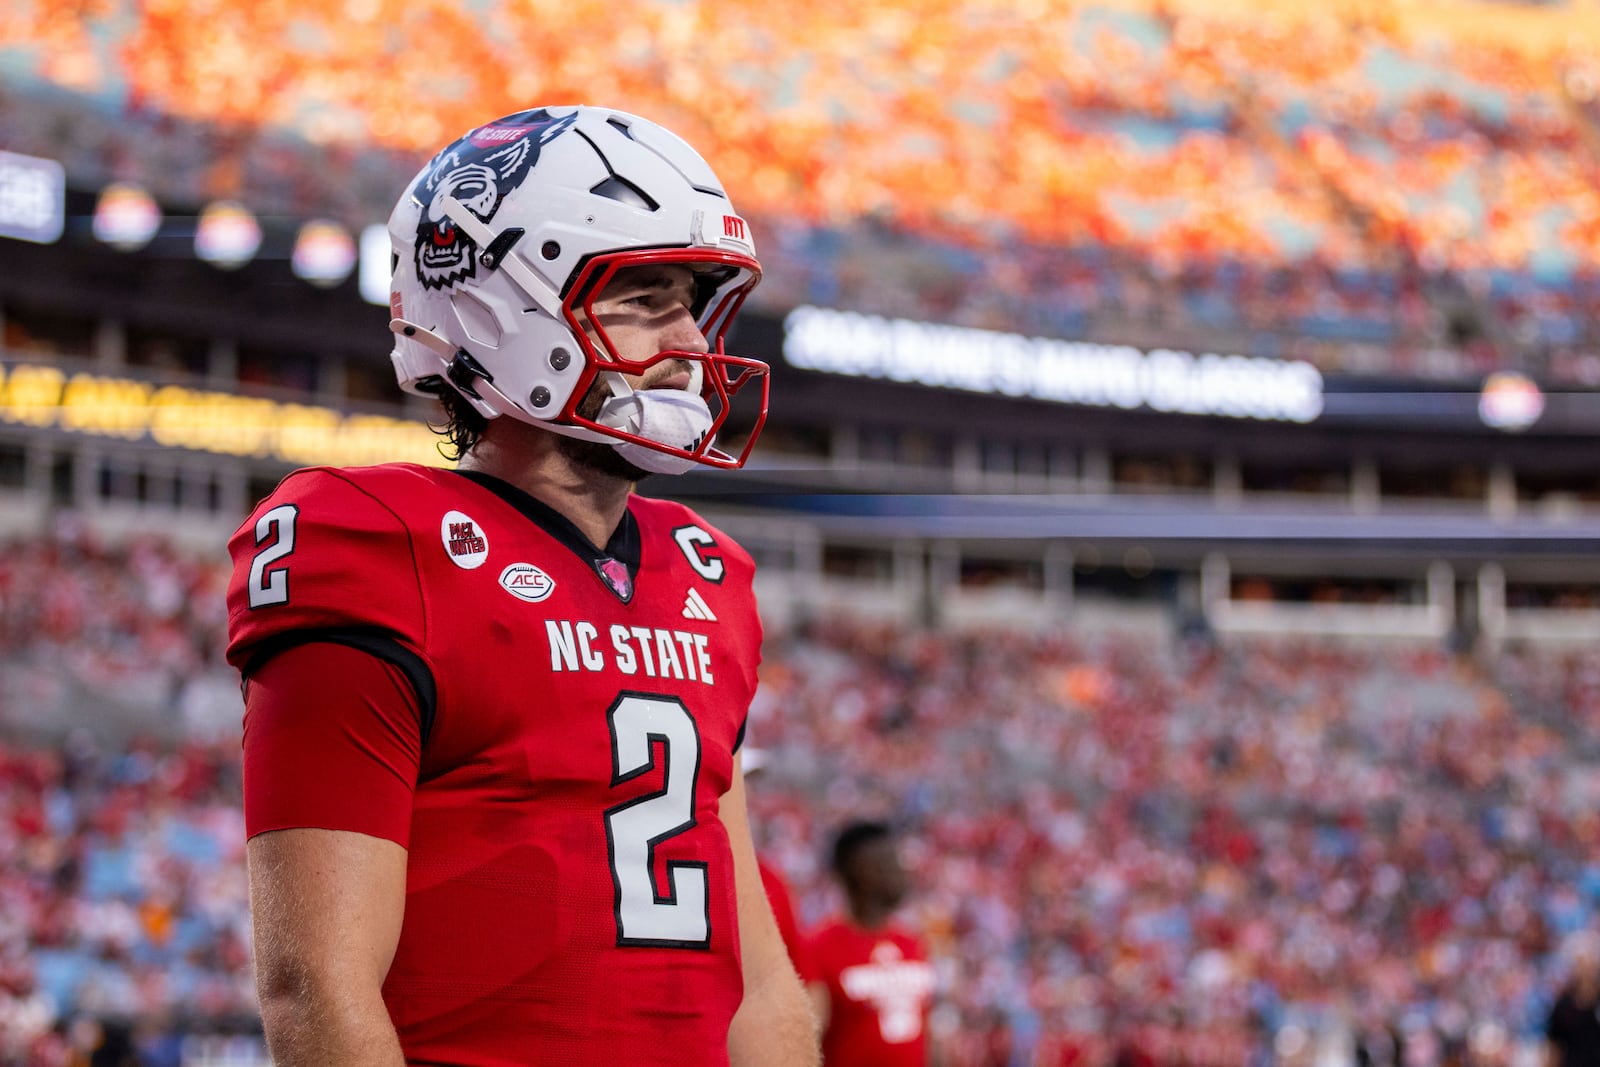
xmin=732 ymin=713 xmax=747 ymax=755
xmin=241 ymin=629 xmax=438 ymax=747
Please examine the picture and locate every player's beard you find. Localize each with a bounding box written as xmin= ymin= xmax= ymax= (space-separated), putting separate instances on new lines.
xmin=557 ymin=379 xmax=654 ymax=484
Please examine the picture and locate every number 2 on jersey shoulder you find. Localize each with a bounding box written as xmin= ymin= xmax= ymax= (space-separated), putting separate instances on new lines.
xmin=247 ymin=504 xmax=299 ymax=609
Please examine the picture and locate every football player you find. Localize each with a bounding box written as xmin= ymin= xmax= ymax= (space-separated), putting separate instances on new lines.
xmin=226 ymin=106 xmax=816 ymax=1066
xmin=805 ymin=821 xmax=937 ymax=1067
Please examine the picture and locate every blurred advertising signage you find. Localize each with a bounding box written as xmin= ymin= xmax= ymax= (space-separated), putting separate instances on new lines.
xmin=0 ymin=362 xmax=449 ymax=468
xmin=783 ymin=305 xmax=1324 ymax=423
xmin=0 ymin=150 xmax=66 ymax=245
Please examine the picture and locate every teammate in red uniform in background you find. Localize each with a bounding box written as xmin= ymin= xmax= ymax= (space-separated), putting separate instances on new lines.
xmin=226 ymin=106 xmax=816 ymax=1067
xmin=806 ymin=821 xmax=937 ymax=1067
xmin=762 ymin=857 xmax=809 ymax=975
xmin=743 ymin=746 xmax=809 ymax=975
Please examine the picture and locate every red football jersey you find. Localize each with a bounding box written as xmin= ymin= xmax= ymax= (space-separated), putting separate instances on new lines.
xmin=226 ymin=463 xmax=763 ymax=1066
xmin=806 ymin=918 xmax=935 ymax=1067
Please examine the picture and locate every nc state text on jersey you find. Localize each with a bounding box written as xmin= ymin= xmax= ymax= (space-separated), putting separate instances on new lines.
xmin=546 ymin=621 xmax=715 ymax=685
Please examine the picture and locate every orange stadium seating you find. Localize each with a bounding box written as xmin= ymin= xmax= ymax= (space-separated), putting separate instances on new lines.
xmin=6 ymin=1 xmax=1600 ymax=385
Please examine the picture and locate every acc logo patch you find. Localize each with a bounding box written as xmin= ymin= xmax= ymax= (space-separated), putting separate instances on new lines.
xmin=499 ymin=562 xmax=556 ymax=603
xmin=441 ymin=510 xmax=489 ymax=570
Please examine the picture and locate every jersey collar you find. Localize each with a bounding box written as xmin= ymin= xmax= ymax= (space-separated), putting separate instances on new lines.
xmin=453 ymin=469 xmax=641 ymax=603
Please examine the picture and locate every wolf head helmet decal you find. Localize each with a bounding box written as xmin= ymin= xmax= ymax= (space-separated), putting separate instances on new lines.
xmin=411 ymin=109 xmax=577 ymax=291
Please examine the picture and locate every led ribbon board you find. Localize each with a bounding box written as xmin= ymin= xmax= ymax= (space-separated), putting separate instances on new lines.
xmin=0 ymin=363 xmax=448 ymax=468
xmin=0 ymin=150 xmax=65 ymax=245
xmin=783 ymin=305 xmax=1325 ymax=423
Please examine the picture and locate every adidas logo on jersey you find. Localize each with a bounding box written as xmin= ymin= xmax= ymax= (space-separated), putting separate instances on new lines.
xmin=682 ymin=587 xmax=717 ymax=622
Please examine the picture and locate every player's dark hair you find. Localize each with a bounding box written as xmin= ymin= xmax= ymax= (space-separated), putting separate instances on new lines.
xmin=433 ymin=385 xmax=489 ymax=461
xmin=831 ymin=820 xmax=894 ymax=881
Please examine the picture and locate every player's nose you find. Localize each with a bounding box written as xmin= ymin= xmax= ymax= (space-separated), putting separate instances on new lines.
xmin=662 ymin=306 xmax=710 ymax=354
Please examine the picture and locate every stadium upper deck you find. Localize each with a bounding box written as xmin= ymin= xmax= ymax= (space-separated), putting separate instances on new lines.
xmin=7 ymin=1 xmax=1600 ymax=383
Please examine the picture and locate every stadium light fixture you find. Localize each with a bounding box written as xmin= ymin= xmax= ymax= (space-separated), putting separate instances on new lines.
xmin=194 ymin=200 xmax=262 ymax=269
xmin=92 ymin=181 xmax=162 ymax=251
xmin=291 ymin=219 xmax=358 ymax=287
xmin=1478 ymin=370 xmax=1544 ymax=432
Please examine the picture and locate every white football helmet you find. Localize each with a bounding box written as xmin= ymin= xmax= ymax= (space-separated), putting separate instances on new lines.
xmin=387 ymin=106 xmax=769 ymax=471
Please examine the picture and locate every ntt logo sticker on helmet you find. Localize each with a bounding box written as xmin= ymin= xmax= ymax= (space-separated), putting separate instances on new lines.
xmin=411 ymin=109 xmax=577 ymax=292
xmin=498 ymin=562 xmax=556 ymax=603
xmin=701 ymin=209 xmax=753 ymax=252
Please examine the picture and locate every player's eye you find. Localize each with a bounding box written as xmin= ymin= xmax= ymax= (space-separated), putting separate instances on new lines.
xmin=609 ymin=287 xmax=662 ymax=310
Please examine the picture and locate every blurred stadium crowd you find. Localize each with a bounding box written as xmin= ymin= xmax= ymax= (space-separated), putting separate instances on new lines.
xmin=4 ymin=1 xmax=1600 ymax=1064
xmin=8 ymin=1 xmax=1600 ymax=385
xmin=0 ymin=533 xmax=1597 ymax=1065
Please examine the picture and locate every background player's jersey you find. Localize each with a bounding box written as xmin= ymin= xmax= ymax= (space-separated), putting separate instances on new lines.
xmin=226 ymin=463 xmax=762 ymax=1066
xmin=806 ymin=918 xmax=934 ymax=1067
xmin=759 ymin=856 xmax=807 ymax=976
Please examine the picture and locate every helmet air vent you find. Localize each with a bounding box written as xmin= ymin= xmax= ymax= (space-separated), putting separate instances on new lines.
xmin=589 ymin=176 xmax=659 ymax=212
xmin=452 ymin=290 xmax=504 ymax=349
